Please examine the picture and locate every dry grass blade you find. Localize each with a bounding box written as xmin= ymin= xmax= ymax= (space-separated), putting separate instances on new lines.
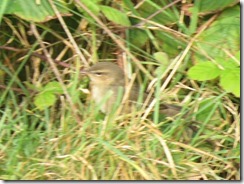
xmin=0 ymin=0 xmax=239 ymax=180
xmin=30 ymin=23 xmax=82 ymax=124
xmin=48 ymin=0 xmax=89 ymax=67
xmin=73 ymin=0 xmax=153 ymax=80
xmin=155 ymin=134 xmax=178 ymax=179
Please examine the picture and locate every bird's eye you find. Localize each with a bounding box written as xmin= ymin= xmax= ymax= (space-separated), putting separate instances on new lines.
xmin=95 ymin=72 xmax=103 ymax=76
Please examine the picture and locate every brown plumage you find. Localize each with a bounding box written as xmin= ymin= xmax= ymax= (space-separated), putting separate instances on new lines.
xmin=81 ymin=62 xmax=181 ymax=116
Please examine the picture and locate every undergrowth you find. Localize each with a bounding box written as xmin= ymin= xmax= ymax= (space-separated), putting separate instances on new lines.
xmin=0 ymin=0 xmax=240 ymax=180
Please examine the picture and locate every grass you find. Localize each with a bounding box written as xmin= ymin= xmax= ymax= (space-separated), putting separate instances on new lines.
xmin=0 ymin=81 xmax=240 ymax=180
xmin=0 ymin=0 xmax=240 ymax=180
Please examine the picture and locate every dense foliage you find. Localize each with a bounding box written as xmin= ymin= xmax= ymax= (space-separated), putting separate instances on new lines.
xmin=0 ymin=0 xmax=240 ymax=180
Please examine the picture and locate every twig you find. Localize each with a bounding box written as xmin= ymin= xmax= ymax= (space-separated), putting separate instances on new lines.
xmin=0 ymin=84 xmax=27 ymax=93
xmin=0 ymin=46 xmax=25 ymax=52
xmin=48 ymin=0 xmax=89 ymax=67
xmin=30 ymin=23 xmax=82 ymax=124
xmin=73 ymin=0 xmax=154 ymax=80
xmin=142 ymin=13 xmax=219 ymax=119
xmin=31 ymin=52 xmax=71 ymax=68
xmin=0 ymin=45 xmax=73 ymax=69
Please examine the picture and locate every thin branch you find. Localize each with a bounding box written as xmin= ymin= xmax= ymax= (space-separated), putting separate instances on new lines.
xmin=48 ymin=0 xmax=89 ymax=67
xmin=0 ymin=46 xmax=26 ymax=52
xmin=31 ymin=52 xmax=72 ymax=68
xmin=30 ymin=23 xmax=82 ymax=124
xmin=0 ymin=46 xmax=73 ymax=69
xmin=0 ymin=84 xmax=26 ymax=93
xmin=73 ymin=0 xmax=154 ymax=80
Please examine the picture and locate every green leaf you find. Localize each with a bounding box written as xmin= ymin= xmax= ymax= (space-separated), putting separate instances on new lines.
xmin=100 ymin=6 xmax=131 ymax=26
xmin=3 ymin=0 xmax=71 ymax=22
xmin=79 ymin=0 xmax=100 ymax=15
xmin=220 ymin=68 xmax=240 ymax=97
xmin=128 ymin=29 xmax=148 ymax=48
xmin=43 ymin=81 xmax=63 ymax=94
xmin=153 ymin=52 xmax=169 ymax=64
xmin=154 ymin=31 xmax=186 ymax=58
xmin=216 ymin=57 xmax=239 ymax=70
xmin=122 ymin=0 xmax=139 ymax=16
xmin=188 ymin=62 xmax=222 ymax=81
xmin=136 ymin=0 xmax=179 ymax=25
xmin=188 ymin=0 xmax=200 ymax=35
xmin=34 ymin=92 xmax=56 ymax=110
xmin=195 ymin=6 xmax=240 ymax=62
xmin=234 ymin=50 xmax=240 ymax=63
xmin=154 ymin=52 xmax=170 ymax=76
xmin=0 ymin=0 xmax=10 ymax=24
xmin=198 ymin=0 xmax=238 ymax=14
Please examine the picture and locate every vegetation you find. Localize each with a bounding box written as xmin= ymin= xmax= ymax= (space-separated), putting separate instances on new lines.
xmin=0 ymin=0 xmax=240 ymax=180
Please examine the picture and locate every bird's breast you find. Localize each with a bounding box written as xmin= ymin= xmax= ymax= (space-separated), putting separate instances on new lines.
xmin=90 ymin=84 xmax=114 ymax=113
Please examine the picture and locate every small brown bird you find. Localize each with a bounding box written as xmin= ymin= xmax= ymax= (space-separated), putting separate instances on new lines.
xmin=81 ymin=62 xmax=182 ymax=116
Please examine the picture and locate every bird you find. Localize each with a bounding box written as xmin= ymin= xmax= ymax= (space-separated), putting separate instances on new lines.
xmin=80 ymin=62 xmax=182 ymax=117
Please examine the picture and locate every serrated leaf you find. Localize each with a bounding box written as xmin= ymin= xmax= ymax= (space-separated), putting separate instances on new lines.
xmin=188 ymin=62 xmax=222 ymax=81
xmin=220 ymin=68 xmax=240 ymax=97
xmin=34 ymin=92 xmax=56 ymax=110
xmin=43 ymin=81 xmax=63 ymax=94
xmin=100 ymin=6 xmax=131 ymax=26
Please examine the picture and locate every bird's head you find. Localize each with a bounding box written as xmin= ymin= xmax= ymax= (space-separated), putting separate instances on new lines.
xmin=81 ymin=62 xmax=125 ymax=86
